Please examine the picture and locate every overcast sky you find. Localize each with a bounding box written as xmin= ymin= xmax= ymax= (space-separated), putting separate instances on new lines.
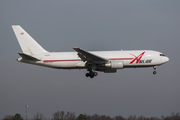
xmin=0 ymin=0 xmax=180 ymax=119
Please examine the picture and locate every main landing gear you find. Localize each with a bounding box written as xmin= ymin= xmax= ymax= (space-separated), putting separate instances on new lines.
xmin=85 ymin=70 xmax=98 ymax=78
xmin=153 ymin=66 xmax=157 ymax=75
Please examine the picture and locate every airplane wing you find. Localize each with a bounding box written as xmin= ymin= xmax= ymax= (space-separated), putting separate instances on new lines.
xmin=18 ymin=53 xmax=41 ymax=61
xmin=73 ymin=47 xmax=108 ymax=63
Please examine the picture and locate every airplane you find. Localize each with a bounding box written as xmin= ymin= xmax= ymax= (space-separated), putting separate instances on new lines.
xmin=12 ymin=25 xmax=169 ymax=78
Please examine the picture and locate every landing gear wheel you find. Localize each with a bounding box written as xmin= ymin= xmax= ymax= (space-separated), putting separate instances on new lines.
xmin=89 ymin=72 xmax=95 ymax=78
xmin=90 ymin=74 xmax=94 ymax=78
xmin=153 ymin=71 xmax=157 ymax=75
xmin=86 ymin=73 xmax=89 ymax=77
xmin=85 ymin=70 xmax=98 ymax=78
xmin=153 ymin=66 xmax=157 ymax=75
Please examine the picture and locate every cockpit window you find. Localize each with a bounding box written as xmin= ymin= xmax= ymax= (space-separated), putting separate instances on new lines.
xmin=160 ymin=54 xmax=166 ymax=56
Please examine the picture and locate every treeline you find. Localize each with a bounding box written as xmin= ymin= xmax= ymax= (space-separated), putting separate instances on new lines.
xmin=2 ymin=111 xmax=180 ymax=120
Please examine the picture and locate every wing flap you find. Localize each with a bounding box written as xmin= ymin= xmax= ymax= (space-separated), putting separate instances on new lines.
xmin=73 ymin=47 xmax=108 ymax=63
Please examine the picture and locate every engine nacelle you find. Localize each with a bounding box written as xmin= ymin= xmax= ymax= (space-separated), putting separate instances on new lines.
xmin=105 ymin=61 xmax=124 ymax=69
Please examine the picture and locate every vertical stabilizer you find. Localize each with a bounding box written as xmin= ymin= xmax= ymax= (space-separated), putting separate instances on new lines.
xmin=12 ymin=25 xmax=48 ymax=55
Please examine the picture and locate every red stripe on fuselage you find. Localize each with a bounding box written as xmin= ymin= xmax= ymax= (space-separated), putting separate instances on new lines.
xmin=109 ymin=58 xmax=133 ymax=60
xmin=43 ymin=58 xmax=133 ymax=63
xmin=43 ymin=59 xmax=82 ymax=63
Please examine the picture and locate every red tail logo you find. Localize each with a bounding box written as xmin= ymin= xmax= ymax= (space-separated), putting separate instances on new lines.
xmin=130 ymin=52 xmax=145 ymax=64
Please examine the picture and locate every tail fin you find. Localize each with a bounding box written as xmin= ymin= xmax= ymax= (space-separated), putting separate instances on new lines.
xmin=12 ymin=25 xmax=48 ymax=55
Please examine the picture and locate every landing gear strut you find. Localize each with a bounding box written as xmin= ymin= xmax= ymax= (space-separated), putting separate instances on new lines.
xmin=85 ymin=69 xmax=98 ymax=78
xmin=153 ymin=66 xmax=157 ymax=75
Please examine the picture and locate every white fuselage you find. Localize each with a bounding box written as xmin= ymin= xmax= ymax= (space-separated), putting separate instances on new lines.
xmin=12 ymin=25 xmax=169 ymax=76
xmin=18 ymin=50 xmax=169 ymax=72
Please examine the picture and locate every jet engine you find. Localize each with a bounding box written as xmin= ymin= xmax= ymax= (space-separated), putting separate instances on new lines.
xmin=105 ymin=61 xmax=124 ymax=69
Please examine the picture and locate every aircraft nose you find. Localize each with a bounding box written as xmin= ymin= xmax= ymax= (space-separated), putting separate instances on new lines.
xmin=166 ymin=57 xmax=169 ymax=62
xmin=163 ymin=57 xmax=169 ymax=63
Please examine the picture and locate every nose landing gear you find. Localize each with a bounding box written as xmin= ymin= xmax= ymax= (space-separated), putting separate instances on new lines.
xmin=85 ymin=70 xmax=98 ymax=78
xmin=153 ymin=66 xmax=157 ymax=75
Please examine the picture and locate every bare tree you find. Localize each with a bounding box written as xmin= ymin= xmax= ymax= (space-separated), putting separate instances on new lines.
xmin=33 ymin=112 xmax=44 ymax=120
xmin=52 ymin=111 xmax=60 ymax=120
xmin=114 ymin=115 xmax=125 ymax=120
xmin=171 ymin=112 xmax=180 ymax=120
xmin=52 ymin=111 xmax=76 ymax=120
xmin=2 ymin=115 xmax=13 ymax=120
xmin=127 ymin=115 xmax=136 ymax=120
xmin=59 ymin=111 xmax=65 ymax=120
xmin=2 ymin=114 xmax=23 ymax=120
xmin=91 ymin=114 xmax=100 ymax=120
xmin=84 ymin=114 xmax=91 ymax=120
xmin=66 ymin=111 xmax=76 ymax=120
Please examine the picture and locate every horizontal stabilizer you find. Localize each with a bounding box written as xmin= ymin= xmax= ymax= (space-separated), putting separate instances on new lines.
xmin=18 ymin=53 xmax=41 ymax=61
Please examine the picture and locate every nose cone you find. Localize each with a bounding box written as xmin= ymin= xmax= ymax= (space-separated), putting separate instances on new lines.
xmin=163 ymin=56 xmax=169 ymax=63
xmin=165 ymin=57 xmax=169 ymax=62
